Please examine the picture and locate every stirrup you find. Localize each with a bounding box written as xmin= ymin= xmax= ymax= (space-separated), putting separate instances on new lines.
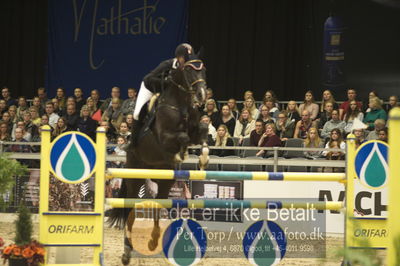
xmin=148 ymin=93 xmax=160 ymax=112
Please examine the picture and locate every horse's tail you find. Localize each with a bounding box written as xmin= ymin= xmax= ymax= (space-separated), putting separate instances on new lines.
xmin=106 ymin=179 xmax=130 ymax=229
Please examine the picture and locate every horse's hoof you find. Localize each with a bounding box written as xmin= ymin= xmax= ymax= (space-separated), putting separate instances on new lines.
xmin=148 ymin=239 xmax=158 ymax=251
xmin=121 ymin=253 xmax=130 ymax=265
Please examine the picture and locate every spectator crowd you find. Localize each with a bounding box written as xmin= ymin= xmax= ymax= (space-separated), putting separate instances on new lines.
xmin=0 ymin=86 xmax=398 ymax=168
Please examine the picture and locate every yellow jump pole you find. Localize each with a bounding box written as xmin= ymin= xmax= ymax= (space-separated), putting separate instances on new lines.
xmin=388 ymin=107 xmax=400 ymax=266
xmin=345 ymin=134 xmax=356 ymax=250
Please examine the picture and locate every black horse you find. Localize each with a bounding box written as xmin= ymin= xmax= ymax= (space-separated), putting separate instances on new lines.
xmin=108 ymin=54 xmax=209 ymax=265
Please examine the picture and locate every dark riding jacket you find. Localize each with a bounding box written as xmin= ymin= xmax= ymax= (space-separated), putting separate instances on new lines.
xmin=143 ymin=59 xmax=178 ymax=93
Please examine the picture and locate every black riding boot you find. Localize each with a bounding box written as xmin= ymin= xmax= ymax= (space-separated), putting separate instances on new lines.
xmin=131 ymin=119 xmax=142 ymax=146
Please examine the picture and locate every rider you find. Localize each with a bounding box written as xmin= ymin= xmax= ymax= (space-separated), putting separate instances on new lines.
xmin=131 ymin=43 xmax=194 ymax=144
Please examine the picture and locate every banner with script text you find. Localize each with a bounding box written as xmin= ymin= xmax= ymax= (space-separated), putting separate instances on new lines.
xmin=46 ymin=0 xmax=188 ymax=97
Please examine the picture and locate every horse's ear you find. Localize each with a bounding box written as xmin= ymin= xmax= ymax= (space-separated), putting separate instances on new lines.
xmin=197 ymin=46 xmax=205 ymax=60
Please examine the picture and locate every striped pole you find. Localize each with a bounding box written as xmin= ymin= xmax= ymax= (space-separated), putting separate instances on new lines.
xmin=106 ymin=198 xmax=344 ymax=211
xmin=106 ymin=168 xmax=346 ymax=182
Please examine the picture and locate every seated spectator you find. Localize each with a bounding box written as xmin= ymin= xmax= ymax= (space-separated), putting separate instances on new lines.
xmin=250 ymin=119 xmax=264 ymax=146
xmin=0 ymin=99 xmax=7 ymax=117
xmin=299 ymin=90 xmax=319 ymax=120
xmin=86 ymin=97 xmax=98 ymax=116
xmin=90 ymin=89 xmax=102 ymax=110
xmin=37 ymin=87 xmax=48 ymax=108
xmin=109 ymin=136 xmax=128 ymax=168
xmin=118 ymin=121 xmax=131 ymax=139
xmin=8 ymin=105 xmax=18 ymax=124
xmin=320 ymin=89 xmax=338 ymax=113
xmin=125 ymin=114 xmax=134 ymax=131
xmin=318 ymin=102 xmax=333 ymax=129
xmin=234 ymin=108 xmax=255 ymax=145
xmin=303 ymin=127 xmax=324 ymax=159
xmin=214 ymin=105 xmax=236 ymax=136
xmin=102 ymin=98 xmax=124 ymax=133
xmin=378 ymin=127 xmax=388 ymax=143
xmin=40 ymin=114 xmax=50 ymax=127
xmin=243 ymin=96 xmax=260 ymax=120
xmin=1 ymin=87 xmax=17 ymax=107
xmin=45 ymin=102 xmax=60 ymax=129
xmin=60 ymin=97 xmax=76 ymax=117
xmin=77 ymin=105 xmax=98 ymax=140
xmin=244 ymin=90 xmax=254 ymax=101
xmin=202 ymin=99 xmax=219 ymax=127
xmin=210 ymin=125 xmax=234 ymax=157
xmin=74 ymin=87 xmax=85 ymax=112
xmin=7 ymin=127 xmax=32 ymax=166
xmin=51 ymin=98 xmax=62 ymax=116
xmin=265 ymin=98 xmax=279 ymax=119
xmin=12 ymin=121 xmax=31 ymax=141
xmin=227 ymin=98 xmax=239 ymax=120
xmin=294 ymin=110 xmax=317 ymax=139
xmin=339 ymin=88 xmax=363 ymax=120
xmin=353 ymin=128 xmax=366 ymax=148
xmin=1 ymin=112 xmax=13 ymax=134
xmin=344 ymin=100 xmax=364 ymax=134
xmin=263 ymin=90 xmax=279 ymax=108
xmin=0 ymin=121 xmax=11 ymax=141
xmin=200 ymin=115 xmax=216 ymax=143
xmin=64 ymin=104 xmax=80 ymax=130
xmin=256 ymin=123 xmax=282 ymax=157
xmin=366 ymin=119 xmax=386 ymax=141
xmin=100 ymin=86 xmax=121 ymax=112
xmin=385 ymin=95 xmax=399 ymax=113
xmin=321 ymin=110 xmax=346 ymax=140
xmin=32 ymin=96 xmax=45 ymax=116
xmin=275 ymin=111 xmax=295 ymax=141
xmin=322 ymin=128 xmax=346 ymax=158
xmin=206 ymin=88 xmax=214 ymax=101
xmin=363 ymin=97 xmax=387 ymax=130
xmin=22 ymin=111 xmax=39 ymax=140
xmin=364 ymin=90 xmax=381 ymax=113
xmin=286 ymin=100 xmax=301 ymax=123
xmin=29 ymin=107 xmax=41 ymax=126
xmin=121 ymin=88 xmax=137 ymax=116
xmin=55 ymin=87 xmax=67 ymax=111
xmin=258 ymin=105 xmax=275 ymax=124
xmin=52 ymin=117 xmax=69 ymax=140
xmin=16 ymin=96 xmax=28 ymax=120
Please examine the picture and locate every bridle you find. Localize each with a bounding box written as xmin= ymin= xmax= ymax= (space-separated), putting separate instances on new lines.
xmin=168 ymin=59 xmax=206 ymax=94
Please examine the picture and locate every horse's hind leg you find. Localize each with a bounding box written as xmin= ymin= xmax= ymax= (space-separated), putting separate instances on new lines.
xmin=122 ymin=209 xmax=136 ymax=265
xmin=148 ymin=208 xmax=161 ymax=251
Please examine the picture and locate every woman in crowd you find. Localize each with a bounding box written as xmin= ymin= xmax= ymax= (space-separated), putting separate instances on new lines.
xmin=303 ymin=127 xmax=324 ymax=159
xmin=227 ymin=98 xmax=239 ymax=120
xmin=385 ymin=95 xmax=399 ymax=112
xmin=86 ymin=97 xmax=98 ymax=116
xmin=264 ymin=98 xmax=279 ymax=119
xmin=243 ymin=96 xmax=259 ymax=120
xmin=55 ymin=87 xmax=67 ymax=111
xmin=51 ymin=117 xmax=69 ymax=140
xmin=8 ymin=105 xmax=17 ymax=124
xmin=320 ymin=89 xmax=338 ymax=113
xmin=256 ymin=123 xmax=282 ymax=157
xmin=364 ymin=90 xmax=381 ymax=113
xmin=0 ymin=121 xmax=11 ymax=141
xmin=29 ymin=107 xmax=41 ymax=126
xmin=77 ymin=105 xmax=97 ymax=140
xmin=40 ymin=114 xmax=50 ymax=127
xmin=211 ymin=124 xmax=234 ymax=157
xmin=243 ymin=90 xmax=254 ymax=101
xmin=258 ymin=105 xmax=275 ymax=124
xmin=125 ymin=114 xmax=134 ymax=131
xmin=264 ymin=90 xmax=278 ymax=104
xmin=286 ymin=100 xmax=301 ymax=122
xmin=363 ymin=97 xmax=387 ymax=130
xmin=32 ymin=96 xmax=44 ymax=116
xmin=234 ymin=108 xmax=255 ymax=145
xmin=344 ymin=100 xmax=364 ymax=134
xmin=318 ymin=102 xmax=334 ymax=129
xmin=322 ymin=128 xmax=346 ymax=158
xmin=118 ymin=121 xmax=131 ymax=139
xmin=1 ymin=112 xmax=13 ymax=134
xmin=214 ymin=105 xmax=236 ymax=136
xmin=275 ymin=111 xmax=295 ymax=141
xmin=202 ymin=99 xmax=220 ymax=127
xmin=102 ymin=98 xmax=124 ymax=133
xmin=298 ymin=90 xmax=319 ymax=120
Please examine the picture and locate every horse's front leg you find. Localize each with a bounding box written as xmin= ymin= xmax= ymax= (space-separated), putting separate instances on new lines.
xmin=199 ymin=142 xmax=209 ymax=170
xmin=148 ymin=208 xmax=161 ymax=251
xmin=122 ymin=209 xmax=136 ymax=265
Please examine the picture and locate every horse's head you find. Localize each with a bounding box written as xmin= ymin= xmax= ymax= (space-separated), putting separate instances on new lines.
xmin=180 ymin=55 xmax=207 ymax=106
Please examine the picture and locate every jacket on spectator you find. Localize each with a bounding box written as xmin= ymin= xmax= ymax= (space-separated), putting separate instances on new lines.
xmin=321 ymin=120 xmax=346 ymax=139
xmin=276 ymin=120 xmax=295 ymax=139
xmin=249 ymin=130 xmax=263 ymax=146
xmin=363 ymin=109 xmax=387 ymax=130
xmin=214 ymin=116 xmax=236 ymax=137
xmin=210 ymin=137 xmax=234 ymax=157
xmin=299 ymin=103 xmax=319 ymax=120
xmin=234 ymin=120 xmax=255 ymax=139
xmin=65 ymin=112 xmax=80 ymax=130
xmin=121 ymin=98 xmax=136 ymax=116
xmin=77 ymin=117 xmax=97 ymax=140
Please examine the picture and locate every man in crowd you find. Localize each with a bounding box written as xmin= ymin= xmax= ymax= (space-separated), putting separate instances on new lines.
xmin=275 ymin=111 xmax=295 ymax=141
xmin=321 ymin=109 xmax=346 ymax=140
xmin=37 ymin=87 xmax=48 ymax=108
xmin=366 ymin=119 xmax=386 ymax=140
xmin=100 ymin=86 xmax=121 ymax=112
xmin=74 ymin=87 xmax=85 ymax=112
xmin=339 ymin=88 xmax=363 ymax=120
xmin=45 ymin=102 xmax=60 ymax=128
xmin=250 ymin=119 xmax=264 ymax=146
xmin=121 ymin=88 xmax=137 ymax=116
xmin=1 ymin=87 xmax=17 ymax=107
xmin=65 ymin=103 xmax=80 ymax=130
